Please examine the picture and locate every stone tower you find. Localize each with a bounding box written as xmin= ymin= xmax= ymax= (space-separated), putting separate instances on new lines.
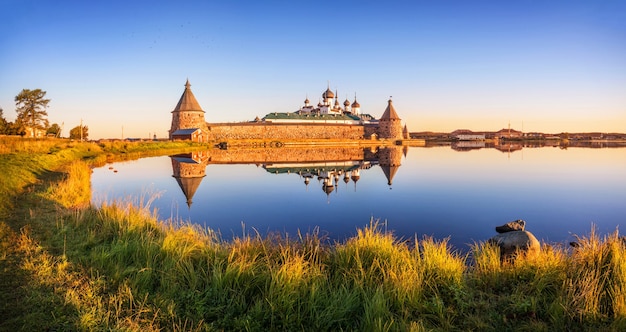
xmin=169 ymin=79 xmax=209 ymax=142
xmin=378 ymin=99 xmax=403 ymax=139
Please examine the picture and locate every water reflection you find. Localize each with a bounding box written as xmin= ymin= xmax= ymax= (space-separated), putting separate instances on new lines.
xmin=170 ymin=145 xmax=405 ymax=205
xmin=171 ymin=153 xmax=208 ymax=207
xmin=91 ymin=144 xmax=626 ymax=251
xmin=449 ymin=139 xmax=624 ymax=152
xmin=264 ymin=161 xmax=371 ymax=200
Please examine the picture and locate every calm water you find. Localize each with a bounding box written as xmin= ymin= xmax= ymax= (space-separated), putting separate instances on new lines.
xmin=91 ymin=145 xmax=626 ymax=250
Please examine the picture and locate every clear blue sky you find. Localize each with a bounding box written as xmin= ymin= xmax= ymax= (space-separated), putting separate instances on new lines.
xmin=1 ymin=0 xmax=625 ymax=139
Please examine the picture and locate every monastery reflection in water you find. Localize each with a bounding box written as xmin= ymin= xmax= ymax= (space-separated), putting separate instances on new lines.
xmin=170 ymin=146 xmax=406 ymax=206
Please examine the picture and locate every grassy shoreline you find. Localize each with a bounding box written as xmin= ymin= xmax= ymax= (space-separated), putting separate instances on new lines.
xmin=1 ymin=137 xmax=626 ymax=330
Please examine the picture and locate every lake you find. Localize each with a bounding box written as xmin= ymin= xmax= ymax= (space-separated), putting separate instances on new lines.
xmin=91 ymin=144 xmax=626 ymax=251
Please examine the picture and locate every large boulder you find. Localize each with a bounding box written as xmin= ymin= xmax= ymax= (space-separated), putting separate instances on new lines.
xmin=495 ymin=219 xmax=526 ymax=233
xmin=488 ymin=230 xmax=540 ymax=261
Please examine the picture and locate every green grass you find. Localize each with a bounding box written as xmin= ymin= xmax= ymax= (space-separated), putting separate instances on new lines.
xmin=2 ymin=137 xmax=626 ymax=330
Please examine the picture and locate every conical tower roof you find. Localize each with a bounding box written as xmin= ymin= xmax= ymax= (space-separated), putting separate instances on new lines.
xmin=172 ymin=79 xmax=204 ymax=113
xmin=380 ymin=99 xmax=400 ymax=120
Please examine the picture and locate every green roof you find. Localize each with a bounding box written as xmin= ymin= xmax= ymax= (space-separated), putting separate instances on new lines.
xmin=262 ymin=112 xmax=361 ymax=121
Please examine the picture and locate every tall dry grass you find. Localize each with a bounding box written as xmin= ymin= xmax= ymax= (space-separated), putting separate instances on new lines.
xmin=558 ymin=228 xmax=626 ymax=329
xmin=0 ymin=136 xmax=68 ymax=154
xmin=17 ymin=189 xmax=626 ymax=330
xmin=45 ymin=160 xmax=92 ymax=209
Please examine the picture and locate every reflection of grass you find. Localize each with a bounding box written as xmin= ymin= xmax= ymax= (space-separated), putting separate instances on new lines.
xmin=2 ymin=137 xmax=626 ymax=330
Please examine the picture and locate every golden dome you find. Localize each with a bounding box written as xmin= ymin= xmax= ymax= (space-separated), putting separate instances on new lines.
xmin=323 ymin=88 xmax=334 ymax=99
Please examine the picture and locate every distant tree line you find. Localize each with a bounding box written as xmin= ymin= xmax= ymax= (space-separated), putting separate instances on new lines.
xmin=0 ymin=88 xmax=87 ymax=140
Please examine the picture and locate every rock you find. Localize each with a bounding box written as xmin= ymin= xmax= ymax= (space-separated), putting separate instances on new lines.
xmin=488 ymin=230 xmax=540 ymax=261
xmin=495 ymin=219 xmax=526 ymax=233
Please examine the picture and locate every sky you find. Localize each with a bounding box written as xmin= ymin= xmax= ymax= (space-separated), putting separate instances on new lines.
xmin=1 ymin=0 xmax=625 ymax=139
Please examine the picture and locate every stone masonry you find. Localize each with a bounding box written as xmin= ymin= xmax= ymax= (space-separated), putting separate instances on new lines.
xmin=206 ymin=123 xmax=372 ymax=141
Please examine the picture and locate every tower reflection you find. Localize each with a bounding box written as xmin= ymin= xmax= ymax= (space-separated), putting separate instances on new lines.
xmin=170 ymin=151 xmax=209 ymax=208
xmin=170 ymin=146 xmax=404 ymax=205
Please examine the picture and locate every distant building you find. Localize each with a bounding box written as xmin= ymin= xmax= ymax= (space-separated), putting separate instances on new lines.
xmin=451 ymin=129 xmax=485 ymax=141
xmin=523 ymin=132 xmax=544 ymax=139
xmin=495 ymin=128 xmax=523 ymax=139
xmin=21 ymin=126 xmax=46 ymax=138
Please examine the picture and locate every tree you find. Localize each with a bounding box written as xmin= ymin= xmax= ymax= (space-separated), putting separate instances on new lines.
xmin=5 ymin=121 xmax=24 ymax=136
xmin=0 ymin=109 xmax=22 ymax=136
xmin=0 ymin=107 xmax=7 ymax=134
xmin=69 ymin=125 xmax=88 ymax=140
xmin=46 ymin=123 xmax=61 ymax=137
xmin=15 ymin=89 xmax=50 ymax=133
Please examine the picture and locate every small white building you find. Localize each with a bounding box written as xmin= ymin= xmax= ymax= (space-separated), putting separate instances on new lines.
xmin=451 ymin=129 xmax=485 ymax=141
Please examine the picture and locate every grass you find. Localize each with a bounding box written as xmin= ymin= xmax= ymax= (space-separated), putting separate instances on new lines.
xmin=1 ymin=137 xmax=626 ymax=330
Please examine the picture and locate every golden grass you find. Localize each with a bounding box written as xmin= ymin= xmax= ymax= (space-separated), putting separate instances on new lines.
xmin=0 ymin=136 xmax=70 ymax=154
xmin=45 ymin=160 xmax=92 ymax=209
xmin=16 ymin=193 xmax=626 ymax=330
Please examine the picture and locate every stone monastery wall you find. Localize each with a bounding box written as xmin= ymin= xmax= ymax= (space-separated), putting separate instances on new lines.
xmin=206 ymin=122 xmax=379 ymax=141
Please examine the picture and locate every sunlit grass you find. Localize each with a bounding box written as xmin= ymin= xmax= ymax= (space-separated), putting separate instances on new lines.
xmin=14 ymin=191 xmax=626 ymax=330
xmin=0 ymin=136 xmax=206 ymax=155
xmin=0 ymin=136 xmax=72 ymax=154
xmin=45 ymin=160 xmax=92 ymax=209
xmin=556 ymin=228 xmax=626 ymax=329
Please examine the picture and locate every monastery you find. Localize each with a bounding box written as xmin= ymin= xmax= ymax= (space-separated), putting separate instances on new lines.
xmin=169 ymin=80 xmax=407 ymax=142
